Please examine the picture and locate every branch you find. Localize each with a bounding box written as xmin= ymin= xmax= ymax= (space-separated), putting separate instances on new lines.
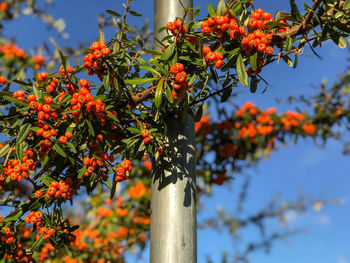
xmin=273 ymin=0 xmax=329 ymax=44
xmin=126 ymin=85 xmax=157 ymax=110
xmin=124 ymin=49 xmax=143 ymax=78
xmin=0 ymin=111 xmax=30 ymax=121
xmin=118 ymin=0 xmax=131 ymax=46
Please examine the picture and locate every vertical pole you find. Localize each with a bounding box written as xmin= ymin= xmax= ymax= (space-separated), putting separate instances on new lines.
xmin=151 ymin=0 xmax=196 ymax=263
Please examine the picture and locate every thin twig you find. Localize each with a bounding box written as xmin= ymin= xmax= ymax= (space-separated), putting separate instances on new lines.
xmin=118 ymin=0 xmax=131 ymax=46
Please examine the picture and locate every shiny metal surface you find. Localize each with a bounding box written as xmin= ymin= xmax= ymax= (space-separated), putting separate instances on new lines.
xmin=151 ymin=1 xmax=196 ymax=262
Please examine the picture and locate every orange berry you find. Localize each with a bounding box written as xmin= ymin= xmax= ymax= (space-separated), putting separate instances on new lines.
xmin=214 ymin=51 xmax=223 ymax=60
xmin=42 ymin=104 xmax=52 ymax=113
xmin=59 ymin=136 xmax=67 ymax=144
xmin=67 ymin=66 xmax=74 ymax=73
xmin=35 ymin=211 xmax=43 ymax=219
xmin=175 ymin=72 xmax=187 ymax=83
xmin=202 ymin=46 xmax=211 ymax=55
xmin=0 ymin=76 xmax=8 ymax=84
xmin=97 ymin=134 xmax=103 ymax=142
xmin=215 ymin=59 xmax=224 ymax=69
xmin=143 ymin=136 xmax=152 ymax=144
xmin=140 ymin=129 xmax=150 ymax=138
xmin=65 ymin=131 xmax=73 ymax=139
xmin=34 ymin=190 xmax=43 ymax=198
xmin=29 ymin=101 xmax=38 ymax=110
xmin=27 ymin=94 xmax=36 ymax=102
xmin=265 ymin=46 xmax=273 ymax=55
xmin=202 ymin=27 xmax=211 ymax=36
xmin=44 ymin=96 xmax=53 ymax=104
xmin=167 ymin=21 xmax=176 ymax=31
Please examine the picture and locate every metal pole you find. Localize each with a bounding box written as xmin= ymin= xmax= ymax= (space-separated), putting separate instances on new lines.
xmin=151 ymin=0 xmax=196 ymax=263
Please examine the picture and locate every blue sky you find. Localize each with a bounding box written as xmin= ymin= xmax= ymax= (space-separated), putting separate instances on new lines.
xmin=1 ymin=0 xmax=350 ymax=262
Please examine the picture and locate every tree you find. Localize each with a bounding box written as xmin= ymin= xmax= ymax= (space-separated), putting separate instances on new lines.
xmin=0 ymin=0 xmax=349 ymax=262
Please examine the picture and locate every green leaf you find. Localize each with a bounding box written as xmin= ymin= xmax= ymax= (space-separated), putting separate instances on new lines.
xmin=155 ymin=79 xmax=164 ymax=108
xmin=129 ymin=10 xmax=142 ymax=16
xmin=285 ymin=36 xmax=293 ymax=51
xmin=127 ymin=127 xmax=141 ymax=134
xmin=140 ymin=66 xmax=161 ymax=76
xmin=106 ymin=111 xmax=119 ymax=122
xmin=230 ymin=2 xmax=243 ymax=16
xmin=16 ymin=141 xmax=24 ymax=161
xmin=110 ymin=179 xmax=117 ymax=199
xmin=31 ymin=235 xmax=44 ymax=252
xmin=103 ymin=74 xmax=110 ymax=89
xmin=58 ymin=49 xmax=68 ymax=70
xmin=188 ymin=74 xmax=197 ymax=86
xmin=206 ymin=4 xmax=216 ymax=17
xmin=293 ymin=53 xmax=298 ymax=69
xmin=274 ymin=10 xmax=281 ymax=21
xmin=86 ymin=120 xmax=95 ymax=137
xmin=165 ymin=82 xmax=173 ymax=104
xmin=290 ymin=0 xmax=302 ymax=22
xmin=217 ymin=0 xmax=227 ymax=15
xmin=33 ymin=84 xmax=42 ymax=100
xmin=16 ymin=123 xmax=32 ymax=144
xmin=3 ymin=96 xmax=27 ymax=106
xmin=282 ymin=55 xmax=294 ymax=67
xmin=66 ymin=142 xmax=77 ymax=153
xmin=221 ymin=48 xmax=239 ymax=71
xmin=221 ymin=86 xmax=232 ymax=102
xmin=236 ymin=53 xmax=249 ymax=87
xmin=194 ymin=105 xmax=203 ymax=122
xmin=0 ymin=144 xmax=10 ymax=158
xmin=106 ymin=9 xmax=122 ymax=17
xmin=99 ymin=24 xmax=105 ymax=44
xmin=210 ymin=67 xmax=218 ymax=84
xmin=41 ymin=155 xmax=49 ymax=168
xmin=136 ymin=35 xmax=144 ymax=47
xmin=144 ymin=49 xmax=163 ymax=56
xmin=331 ymin=34 xmax=347 ymax=49
xmin=250 ymin=75 xmax=260 ymax=93
xmin=344 ymin=0 xmax=350 ymax=9
xmin=78 ymin=166 xmax=87 ymax=179
xmin=40 ymin=176 xmax=54 ymax=187
xmin=54 ymin=144 xmax=67 ymax=158
xmin=249 ymin=52 xmax=257 ymax=71
xmin=160 ymin=44 xmax=175 ymax=61
xmin=4 ymin=209 xmax=23 ymax=222
xmin=124 ymin=78 xmax=158 ymax=85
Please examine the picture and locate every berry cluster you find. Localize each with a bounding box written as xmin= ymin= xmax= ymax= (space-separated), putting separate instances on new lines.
xmin=1 ymin=226 xmax=14 ymax=244
xmin=115 ymin=159 xmax=132 ymax=182
xmin=3 ymin=244 xmax=32 ymax=263
xmin=33 ymin=55 xmax=45 ymax=69
xmin=1 ymin=149 xmax=35 ymax=184
xmin=166 ymin=18 xmax=197 ymax=45
xmin=67 ymin=78 xmax=110 ymax=125
xmin=13 ymin=89 xmax=25 ymax=101
xmin=166 ymin=18 xmax=187 ymax=36
xmin=45 ymin=178 xmax=75 ymax=200
xmin=202 ymin=46 xmax=224 ymax=69
xmin=36 ymin=226 xmax=56 ymax=240
xmin=0 ymin=75 xmax=7 ymax=84
xmin=0 ymin=43 xmax=27 ymax=59
xmin=44 ymin=76 xmax=59 ymax=93
xmin=201 ymin=14 xmax=243 ymax=37
xmin=39 ymin=243 xmax=55 ymax=261
xmin=140 ymin=129 xmax=152 ymax=144
xmin=83 ymin=41 xmax=111 ymax=80
xmin=82 ymin=152 xmax=111 ymax=180
xmin=170 ymin=62 xmax=189 ymax=99
xmin=24 ymin=210 xmax=43 ymax=225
